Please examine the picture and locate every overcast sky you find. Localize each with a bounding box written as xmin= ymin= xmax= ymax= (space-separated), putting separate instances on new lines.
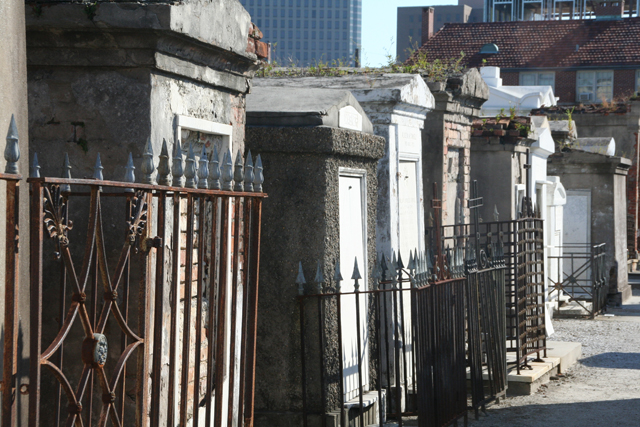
xmin=361 ymin=0 xmax=456 ymax=67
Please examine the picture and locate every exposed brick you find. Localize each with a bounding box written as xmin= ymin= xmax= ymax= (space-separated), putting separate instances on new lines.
xmin=255 ymin=40 xmax=269 ymax=59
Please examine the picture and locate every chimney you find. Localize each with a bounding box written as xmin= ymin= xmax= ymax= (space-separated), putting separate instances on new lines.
xmin=592 ymin=0 xmax=625 ymax=20
xmin=421 ymin=7 xmax=435 ymax=46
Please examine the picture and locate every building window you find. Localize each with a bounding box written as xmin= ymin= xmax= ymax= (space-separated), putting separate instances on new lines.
xmin=636 ymin=70 xmax=640 ymax=95
xmin=577 ymin=70 xmax=613 ymax=102
xmin=520 ymin=71 xmax=555 ymax=91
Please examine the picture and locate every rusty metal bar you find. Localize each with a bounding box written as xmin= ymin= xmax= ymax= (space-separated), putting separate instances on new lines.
xmin=118 ymin=196 xmax=132 ymax=422
xmin=167 ymin=192 xmax=181 ymax=426
xmin=54 ymin=195 xmax=69 ymax=427
xmin=205 ymin=196 xmax=220 ymax=425
xmin=2 ymin=179 xmax=19 ymax=426
xmin=243 ymin=197 xmax=263 ymax=427
xmin=237 ymin=197 xmax=253 ymax=425
xmin=226 ymin=197 xmax=243 ymax=425
xmin=299 ymin=294 xmax=309 ymax=427
xmin=193 ymin=196 xmax=206 ymax=427
xmin=29 ymin=179 xmax=44 ymax=427
xmin=150 ymin=191 xmax=166 ymax=427
xmin=214 ymin=196 xmax=231 ymax=425
xmin=179 ymin=193 xmax=196 ymax=426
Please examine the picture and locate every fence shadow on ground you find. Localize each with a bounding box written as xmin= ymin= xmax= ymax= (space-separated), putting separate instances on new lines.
xmin=579 ymin=352 xmax=640 ymax=370
xmin=469 ymin=398 xmax=640 ymax=427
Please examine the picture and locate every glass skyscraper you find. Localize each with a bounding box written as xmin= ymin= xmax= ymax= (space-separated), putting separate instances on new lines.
xmin=239 ymin=0 xmax=362 ymax=67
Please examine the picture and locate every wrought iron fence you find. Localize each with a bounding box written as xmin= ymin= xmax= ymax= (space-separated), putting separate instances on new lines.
xmin=297 ymin=183 xmax=508 ymax=427
xmin=548 ymin=243 xmax=607 ymax=318
xmin=0 ymin=122 xmax=267 ymax=427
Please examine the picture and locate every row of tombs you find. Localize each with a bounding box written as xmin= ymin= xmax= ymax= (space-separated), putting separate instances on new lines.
xmin=244 ymin=71 xmax=634 ymax=426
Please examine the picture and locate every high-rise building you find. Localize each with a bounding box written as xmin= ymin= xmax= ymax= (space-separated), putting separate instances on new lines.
xmin=396 ymin=1 xmax=483 ymax=63
xmin=239 ymin=0 xmax=362 ymax=67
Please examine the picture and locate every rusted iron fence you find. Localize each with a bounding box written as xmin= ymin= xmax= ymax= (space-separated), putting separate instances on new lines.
xmin=548 ymin=243 xmax=607 ymax=318
xmin=0 ymin=125 xmax=266 ymax=427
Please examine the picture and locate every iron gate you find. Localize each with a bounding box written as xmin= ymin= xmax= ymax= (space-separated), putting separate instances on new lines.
xmin=548 ymin=243 xmax=607 ymax=318
xmin=0 ymin=128 xmax=266 ymax=426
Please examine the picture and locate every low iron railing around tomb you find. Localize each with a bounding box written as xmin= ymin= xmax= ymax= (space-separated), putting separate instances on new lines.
xmin=297 ymin=183 xmax=508 ymax=427
xmin=548 ymin=243 xmax=607 ymax=318
xmin=0 ymin=130 xmax=266 ymax=427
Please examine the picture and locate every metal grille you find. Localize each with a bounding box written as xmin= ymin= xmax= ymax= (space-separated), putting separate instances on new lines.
xmin=24 ymin=141 xmax=265 ymax=426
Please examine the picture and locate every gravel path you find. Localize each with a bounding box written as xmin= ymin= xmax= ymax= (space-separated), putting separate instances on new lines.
xmin=468 ymin=289 xmax=640 ymax=427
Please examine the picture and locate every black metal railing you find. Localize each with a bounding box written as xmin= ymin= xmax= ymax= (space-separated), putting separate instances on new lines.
xmin=548 ymin=243 xmax=607 ymax=318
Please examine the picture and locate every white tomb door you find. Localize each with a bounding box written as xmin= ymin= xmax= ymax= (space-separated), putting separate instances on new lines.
xmin=398 ymin=160 xmax=420 ymax=388
xmin=563 ymin=190 xmax=592 ymax=298
xmin=339 ymin=171 xmax=370 ymax=402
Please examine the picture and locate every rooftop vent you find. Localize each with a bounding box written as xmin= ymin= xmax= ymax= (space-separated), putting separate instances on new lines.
xmin=479 ymin=43 xmax=499 ymax=54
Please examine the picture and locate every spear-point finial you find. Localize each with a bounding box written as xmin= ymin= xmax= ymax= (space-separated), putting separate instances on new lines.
xmin=397 ymin=251 xmax=405 ymax=269
xmin=172 ymin=139 xmax=184 ymax=187
xmin=244 ymin=151 xmax=254 ymax=192
xmin=372 ymin=258 xmax=382 ymax=290
xmin=184 ymin=143 xmax=197 ymax=189
xmin=351 ymin=257 xmax=362 ymax=291
xmin=493 ymin=204 xmax=499 ymax=222
xmin=391 ymin=251 xmax=398 ymax=272
xmin=141 ymin=137 xmax=155 ymax=185
xmin=158 ymin=138 xmax=171 ymax=186
xmin=296 ymin=262 xmax=306 ymax=296
xmin=314 ymin=261 xmax=324 ymax=294
xmin=5 ymin=115 xmax=20 ymax=175
xmin=197 ymin=145 xmax=209 ymax=189
xmin=334 ymin=259 xmax=343 ymax=292
xmin=93 ymin=153 xmax=104 ymax=180
xmin=221 ymin=149 xmax=233 ymax=191
xmin=61 ymin=152 xmax=72 ymax=192
xmin=234 ymin=149 xmax=244 ymax=192
xmin=93 ymin=153 xmax=104 ymax=191
xmin=208 ymin=145 xmax=221 ymax=190
xmin=30 ymin=153 xmax=41 ymax=178
xmin=254 ymin=154 xmax=264 ymax=192
xmin=124 ymin=152 xmax=135 ymax=192
xmin=407 ymin=250 xmax=416 ymax=271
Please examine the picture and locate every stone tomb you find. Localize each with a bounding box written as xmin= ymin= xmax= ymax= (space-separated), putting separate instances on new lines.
xmin=244 ymin=87 xmax=385 ymax=427
xmin=548 ymin=150 xmax=632 ymax=304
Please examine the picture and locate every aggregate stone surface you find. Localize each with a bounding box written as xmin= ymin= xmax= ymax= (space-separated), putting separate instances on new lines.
xmin=468 ymin=289 xmax=640 ymax=427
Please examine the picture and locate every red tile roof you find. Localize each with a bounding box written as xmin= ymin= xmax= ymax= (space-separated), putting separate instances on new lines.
xmin=413 ymin=18 xmax=640 ymax=69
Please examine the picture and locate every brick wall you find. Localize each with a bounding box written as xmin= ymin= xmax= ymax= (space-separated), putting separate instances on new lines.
xmin=614 ymin=69 xmax=637 ymax=100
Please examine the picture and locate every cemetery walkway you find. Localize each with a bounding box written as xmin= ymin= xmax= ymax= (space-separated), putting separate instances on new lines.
xmin=468 ymin=288 xmax=640 ymax=427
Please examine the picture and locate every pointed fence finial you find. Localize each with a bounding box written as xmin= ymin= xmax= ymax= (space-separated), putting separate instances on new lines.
xmin=158 ymin=138 xmax=171 ymax=186
xmin=254 ymin=154 xmax=264 ymax=192
xmin=61 ymin=153 xmax=72 ymax=192
xmin=208 ymin=145 xmax=221 ymax=190
xmin=197 ymin=145 xmax=209 ymax=189
xmin=397 ymin=251 xmax=405 ymax=269
xmin=351 ymin=257 xmax=362 ymax=291
xmin=334 ymin=259 xmax=343 ymax=292
xmin=93 ymin=153 xmax=104 ymax=181
xmin=296 ymin=262 xmax=306 ymax=296
xmin=124 ymin=153 xmax=135 ymax=192
xmin=141 ymin=137 xmax=155 ymax=184
xmin=372 ymin=257 xmax=382 ymax=290
xmin=244 ymin=151 xmax=254 ymax=192
xmin=407 ymin=250 xmax=416 ymax=271
xmin=493 ymin=205 xmax=499 ymax=222
xmin=172 ymin=139 xmax=184 ymax=187
xmin=314 ymin=261 xmax=324 ymax=294
xmin=30 ymin=153 xmax=41 ymax=178
xmin=5 ymin=115 xmax=20 ymax=175
xmin=184 ymin=143 xmax=197 ymax=189
xmin=234 ymin=149 xmax=244 ymax=192
xmin=221 ymin=149 xmax=233 ymax=191
xmin=380 ymin=255 xmax=388 ymax=281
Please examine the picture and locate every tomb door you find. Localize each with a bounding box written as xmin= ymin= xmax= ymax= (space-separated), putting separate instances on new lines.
xmin=563 ymin=190 xmax=592 ymax=298
xmin=339 ymin=171 xmax=370 ymax=402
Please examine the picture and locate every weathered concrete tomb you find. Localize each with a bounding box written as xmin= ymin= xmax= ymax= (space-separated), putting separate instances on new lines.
xmin=244 ymin=86 xmax=385 ymax=426
xmin=548 ymin=150 xmax=632 ymax=304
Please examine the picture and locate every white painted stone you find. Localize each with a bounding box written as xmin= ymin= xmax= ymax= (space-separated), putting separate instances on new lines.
xmin=339 ymin=105 xmax=363 ymax=132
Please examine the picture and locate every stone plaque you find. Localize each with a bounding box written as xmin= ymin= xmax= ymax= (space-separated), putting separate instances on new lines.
xmin=398 ymin=126 xmax=422 ymax=154
xmin=339 ymin=106 xmax=363 ymax=132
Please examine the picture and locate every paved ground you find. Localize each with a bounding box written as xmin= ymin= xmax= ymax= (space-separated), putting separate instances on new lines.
xmin=468 ymin=288 xmax=640 ymax=427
